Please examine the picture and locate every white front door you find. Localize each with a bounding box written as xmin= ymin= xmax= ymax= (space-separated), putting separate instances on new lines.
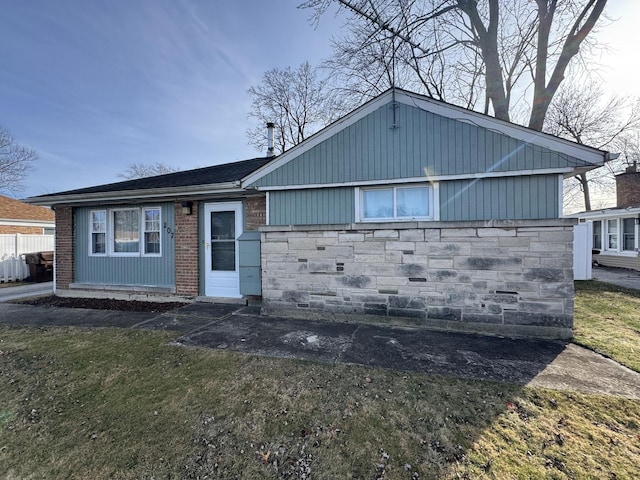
xmin=204 ymin=202 xmax=243 ymax=298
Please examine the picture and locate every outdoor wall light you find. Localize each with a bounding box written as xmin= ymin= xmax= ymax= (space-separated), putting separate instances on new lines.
xmin=181 ymin=201 xmax=193 ymax=215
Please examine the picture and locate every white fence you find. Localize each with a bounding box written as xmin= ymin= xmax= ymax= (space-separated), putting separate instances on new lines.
xmin=0 ymin=234 xmax=54 ymax=282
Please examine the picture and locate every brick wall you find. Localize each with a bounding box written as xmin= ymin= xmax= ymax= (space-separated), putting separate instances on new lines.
xmin=616 ymin=171 xmax=640 ymax=208
xmin=0 ymin=225 xmax=47 ymax=234
xmin=261 ymin=220 xmax=576 ymax=339
xmin=54 ymin=206 xmax=73 ymax=289
xmin=245 ymin=195 xmax=266 ymax=231
xmin=174 ymin=200 xmax=199 ymax=296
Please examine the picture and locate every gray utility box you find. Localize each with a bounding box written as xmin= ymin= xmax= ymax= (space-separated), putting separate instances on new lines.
xmin=238 ymin=231 xmax=261 ymax=296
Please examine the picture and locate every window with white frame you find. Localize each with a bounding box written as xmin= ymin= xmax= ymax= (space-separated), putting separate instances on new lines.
xmin=143 ymin=207 xmax=161 ymax=255
xmin=89 ymin=207 xmax=162 ymax=257
xmin=606 ymin=219 xmax=618 ymax=250
xmin=622 ymin=218 xmax=636 ymax=251
xmin=90 ymin=210 xmax=107 ymax=255
xmin=360 ymin=184 xmax=433 ymax=221
xmin=592 ymin=220 xmax=602 ymax=250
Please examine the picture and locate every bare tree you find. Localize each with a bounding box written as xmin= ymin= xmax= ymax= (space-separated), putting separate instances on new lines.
xmin=118 ymin=162 xmax=179 ymax=180
xmin=545 ymin=80 xmax=640 ymax=212
xmin=0 ymin=126 xmax=37 ymax=194
xmin=247 ymin=62 xmax=344 ymax=154
xmin=304 ymin=0 xmax=608 ymax=131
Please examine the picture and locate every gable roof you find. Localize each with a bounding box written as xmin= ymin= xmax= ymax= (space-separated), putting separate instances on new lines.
xmin=242 ymin=88 xmax=611 ymax=188
xmin=0 ymin=194 xmax=55 ymax=223
xmin=27 ymin=156 xmax=273 ymax=206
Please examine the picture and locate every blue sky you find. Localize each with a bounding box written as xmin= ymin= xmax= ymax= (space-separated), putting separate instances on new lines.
xmin=1 ymin=1 xmax=637 ymax=199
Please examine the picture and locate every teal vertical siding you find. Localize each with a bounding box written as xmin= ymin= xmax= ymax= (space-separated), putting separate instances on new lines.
xmin=439 ymin=175 xmax=559 ymax=221
xmin=238 ymin=231 xmax=261 ymax=295
xmin=74 ymin=203 xmax=175 ymax=287
xmin=251 ymin=102 xmax=588 ymax=188
xmin=269 ymin=187 xmax=355 ymax=225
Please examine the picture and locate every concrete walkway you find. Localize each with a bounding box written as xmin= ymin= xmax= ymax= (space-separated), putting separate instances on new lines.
xmin=1 ymin=301 xmax=639 ymax=399
xmin=0 ymin=281 xmax=53 ymax=303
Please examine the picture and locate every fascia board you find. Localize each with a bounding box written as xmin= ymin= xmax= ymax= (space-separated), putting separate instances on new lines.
xmin=570 ymin=207 xmax=640 ymax=219
xmin=25 ymin=182 xmax=245 ymax=207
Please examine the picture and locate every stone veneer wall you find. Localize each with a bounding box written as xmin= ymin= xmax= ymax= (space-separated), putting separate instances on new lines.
xmin=260 ymin=219 xmax=576 ymax=339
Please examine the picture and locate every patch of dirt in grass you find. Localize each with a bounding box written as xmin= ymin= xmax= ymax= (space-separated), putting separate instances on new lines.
xmin=15 ymin=295 xmax=184 ymax=313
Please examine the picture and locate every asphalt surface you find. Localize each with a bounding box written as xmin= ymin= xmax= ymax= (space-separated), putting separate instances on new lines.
xmin=592 ymin=265 xmax=640 ymax=290
xmin=1 ymin=300 xmax=639 ymax=399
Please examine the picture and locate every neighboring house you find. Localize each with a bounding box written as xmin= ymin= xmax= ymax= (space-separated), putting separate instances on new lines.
xmin=573 ymin=164 xmax=640 ymax=271
xmin=28 ymin=89 xmax=611 ymax=339
xmin=0 ymin=194 xmax=55 ymax=235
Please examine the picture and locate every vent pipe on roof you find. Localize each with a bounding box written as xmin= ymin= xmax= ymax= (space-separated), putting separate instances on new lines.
xmin=266 ymin=122 xmax=275 ymax=157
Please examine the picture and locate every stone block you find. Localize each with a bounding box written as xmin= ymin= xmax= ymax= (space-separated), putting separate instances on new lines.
xmin=504 ymin=311 xmax=572 ymax=328
xmin=518 ymin=301 xmax=564 ymax=314
xmin=338 ymin=232 xmax=365 ymax=242
xmin=287 ymin=237 xmax=317 ymax=250
xmin=388 ymin=308 xmax=427 ymax=319
xmin=523 ymin=268 xmax=565 ymax=282
xmin=456 ymin=256 xmax=522 ymax=270
xmin=389 ymin=295 xmax=426 ymax=309
xmin=428 ymin=257 xmax=454 ymax=269
xmin=539 ymin=282 xmax=574 ymax=298
xmin=398 ymin=263 xmax=426 ymax=277
xmin=308 ymin=260 xmax=337 ymax=273
xmin=353 ymin=241 xmax=385 ymax=253
xmin=424 ymin=229 xmax=441 ymax=242
xmin=283 ymin=290 xmax=309 ymax=303
xmin=386 ymin=251 xmax=403 ymax=263
xmin=477 ymin=228 xmax=516 ymax=237
xmin=261 ymin=241 xmax=289 ymax=253
xmin=385 ymin=241 xmax=416 ymax=251
xmin=538 ymin=230 xmax=573 ymax=242
xmin=441 ymin=228 xmax=477 ymax=238
xmin=376 ymin=276 xmax=409 ymax=287
xmin=399 ymin=229 xmax=425 ymax=242
xmin=337 ymin=275 xmax=373 ymax=289
xmin=324 ymin=245 xmax=354 ymax=259
xmin=353 ymin=254 xmax=387 ymax=264
xmin=529 ymin=242 xmax=567 ymax=252
xmin=427 ymin=306 xmax=462 ymax=321
xmin=373 ymin=229 xmax=399 ymax=239
xmin=461 ymin=313 xmax=504 ymax=324
xmin=429 ymin=270 xmax=457 ymax=281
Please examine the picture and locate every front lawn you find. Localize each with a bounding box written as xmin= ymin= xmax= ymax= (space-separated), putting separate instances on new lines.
xmin=574 ymin=280 xmax=640 ymax=372
xmin=1 ymin=324 xmax=639 ymax=479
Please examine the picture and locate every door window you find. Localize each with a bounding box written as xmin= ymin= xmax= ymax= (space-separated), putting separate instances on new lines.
xmin=211 ymin=211 xmax=236 ymax=271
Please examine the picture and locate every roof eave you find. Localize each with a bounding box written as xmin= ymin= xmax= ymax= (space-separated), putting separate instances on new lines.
xmin=25 ymin=181 xmax=245 ymax=207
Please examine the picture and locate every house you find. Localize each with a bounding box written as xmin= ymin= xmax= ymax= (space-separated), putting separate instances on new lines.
xmin=0 ymin=194 xmax=55 ymax=235
xmin=573 ymin=164 xmax=640 ymax=271
xmin=27 ymin=89 xmax=611 ymax=339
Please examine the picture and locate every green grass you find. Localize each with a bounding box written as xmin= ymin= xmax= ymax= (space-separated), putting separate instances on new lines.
xmin=1 ymin=324 xmax=639 ymax=479
xmin=574 ymin=280 xmax=640 ymax=372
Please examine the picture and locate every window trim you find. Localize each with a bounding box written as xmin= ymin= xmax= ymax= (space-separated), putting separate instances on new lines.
xmin=621 ymin=217 xmax=636 ymax=252
xmin=89 ymin=209 xmax=107 ymax=257
xmin=605 ymin=218 xmax=619 ymax=251
xmin=143 ymin=207 xmax=162 ymax=257
xmin=88 ymin=207 xmax=162 ymax=258
xmin=355 ymin=183 xmax=438 ymax=222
